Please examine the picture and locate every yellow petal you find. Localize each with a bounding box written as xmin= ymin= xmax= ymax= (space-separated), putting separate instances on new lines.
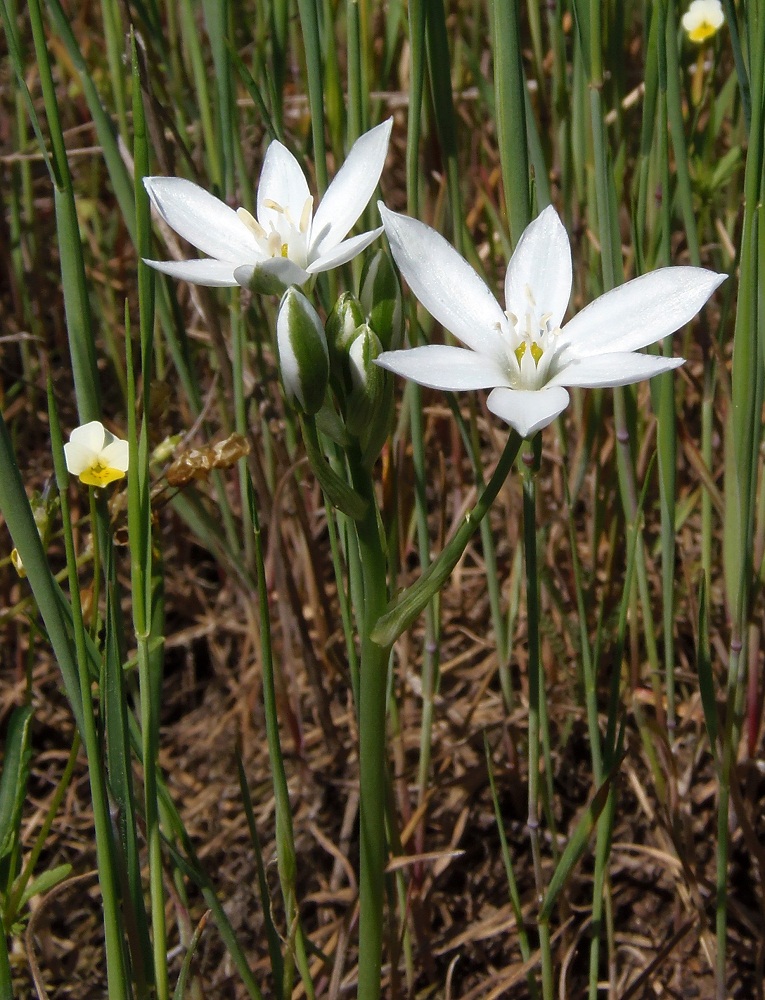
xmin=689 ymin=20 xmax=717 ymax=42
xmin=79 ymin=465 xmax=126 ymax=488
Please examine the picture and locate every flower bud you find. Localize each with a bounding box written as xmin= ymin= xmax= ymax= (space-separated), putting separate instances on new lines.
xmin=359 ymin=249 xmax=404 ymax=350
xmin=326 ymin=292 xmax=365 ymax=357
xmin=346 ymin=325 xmax=393 ymax=464
xmin=276 ymin=287 xmax=329 ymax=415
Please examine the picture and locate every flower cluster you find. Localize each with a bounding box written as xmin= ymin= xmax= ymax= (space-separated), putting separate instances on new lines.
xmin=143 ymin=119 xmax=725 ymax=442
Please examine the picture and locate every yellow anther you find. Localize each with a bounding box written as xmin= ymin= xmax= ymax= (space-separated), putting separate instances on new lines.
xmin=515 ymin=341 xmax=544 ymax=367
xmin=281 ymin=243 xmax=289 ymax=257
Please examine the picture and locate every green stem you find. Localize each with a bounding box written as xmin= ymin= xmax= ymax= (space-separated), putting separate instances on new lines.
xmin=522 ymin=445 xmax=553 ymax=1000
xmin=137 ymin=632 xmax=168 ymax=1000
xmin=353 ymin=455 xmax=392 ymax=1000
xmin=409 ymin=384 xmax=440 ymax=835
xmin=49 ymin=394 xmax=129 ymax=1000
xmin=249 ymin=483 xmax=313 ymax=999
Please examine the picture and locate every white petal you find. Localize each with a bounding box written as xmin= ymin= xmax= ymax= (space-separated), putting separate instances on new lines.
xmin=504 ymin=205 xmax=572 ymax=329
xmin=64 ymin=441 xmax=91 ymax=475
xmin=101 ymin=438 xmax=130 ymax=472
xmin=549 ymin=352 xmax=684 ymax=389
xmin=69 ymin=420 xmax=107 ymax=452
xmin=233 ymin=257 xmax=310 ymax=291
xmin=143 ymin=257 xmax=241 ymax=287
xmin=310 ymin=119 xmax=393 ymax=257
xmin=379 ymin=205 xmax=508 ymax=360
xmin=307 ymin=227 xmax=384 ymax=273
xmin=376 ymin=345 xmax=511 ymax=391
xmin=561 ymin=267 xmax=726 ymax=357
xmin=487 ymin=386 xmax=570 ymax=438
xmin=64 ymin=421 xmax=105 ymax=474
xmin=257 ymin=141 xmax=311 ymax=233
xmin=143 ymin=177 xmax=259 ymax=262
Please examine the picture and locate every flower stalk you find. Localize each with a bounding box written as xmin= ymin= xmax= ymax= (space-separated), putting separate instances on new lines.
xmin=48 ymin=390 xmax=130 ymax=1000
xmin=521 ymin=442 xmax=554 ymax=1000
xmin=352 ymin=453 xmax=392 ymax=1000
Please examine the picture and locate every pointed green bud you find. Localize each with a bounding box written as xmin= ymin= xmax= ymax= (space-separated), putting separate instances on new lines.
xmin=348 ymin=326 xmax=384 ymax=407
xmin=276 ymin=287 xmax=329 ymax=415
xmin=359 ymin=249 xmax=404 ymax=350
xmin=346 ymin=326 xmax=393 ymax=465
xmin=326 ymin=292 xmax=365 ymax=357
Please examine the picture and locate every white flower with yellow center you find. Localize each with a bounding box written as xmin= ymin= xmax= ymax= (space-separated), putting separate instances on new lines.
xmin=143 ymin=119 xmax=393 ymax=292
xmin=682 ymin=0 xmax=725 ymax=43
xmin=376 ymin=204 xmax=726 ymax=439
xmin=64 ymin=421 xmax=129 ymax=487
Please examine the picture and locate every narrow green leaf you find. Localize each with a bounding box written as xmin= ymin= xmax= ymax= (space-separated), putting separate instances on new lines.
xmin=425 ymin=0 xmax=463 ymax=242
xmin=236 ymin=754 xmax=284 ymax=998
xmin=294 ymin=0 xmax=327 ymax=192
xmin=172 ymin=910 xmax=210 ymax=1000
xmin=228 ymin=43 xmax=280 ymax=142
xmin=372 ymin=431 xmax=522 ymax=645
xmin=202 ymin=0 xmax=235 ymax=194
xmin=0 ymin=918 xmax=11 ymax=1000
xmin=17 ymin=863 xmax=73 ymax=910
xmin=0 ymin=414 xmax=84 ymax=734
xmin=540 ymin=770 xmax=614 ymax=923
xmin=490 ymin=0 xmax=530 ymax=243
xmin=696 ymin=573 xmax=719 ymax=761
xmin=44 ymin=0 xmax=137 ymax=244
xmin=484 ymin=736 xmax=536 ymax=988
xmin=1 ymin=0 xmax=54 ymax=180
xmin=28 ymin=0 xmax=100 ymax=422
xmin=0 ymin=704 xmax=33 ymax=860
xmin=300 ymin=416 xmax=368 ymax=520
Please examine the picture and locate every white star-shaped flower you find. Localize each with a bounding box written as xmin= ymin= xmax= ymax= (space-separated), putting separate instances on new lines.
xmin=375 ymin=204 xmax=726 ymax=439
xmin=63 ymin=421 xmax=129 ymax=487
xmin=143 ymin=119 xmax=393 ymax=292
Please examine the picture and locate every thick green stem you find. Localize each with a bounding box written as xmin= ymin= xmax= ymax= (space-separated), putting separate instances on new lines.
xmin=353 ymin=457 xmax=391 ymax=1000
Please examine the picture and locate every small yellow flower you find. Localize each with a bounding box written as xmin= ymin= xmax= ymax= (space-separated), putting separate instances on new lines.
xmin=64 ymin=420 xmax=129 ymax=488
xmin=682 ymin=0 xmax=725 ymax=43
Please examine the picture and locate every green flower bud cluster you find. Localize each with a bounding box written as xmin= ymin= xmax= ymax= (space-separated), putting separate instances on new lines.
xmin=275 ymin=250 xmax=403 ymax=469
